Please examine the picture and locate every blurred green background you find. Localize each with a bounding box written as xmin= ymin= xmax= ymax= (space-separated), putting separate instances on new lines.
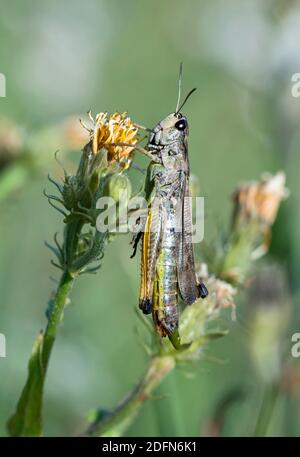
xmin=0 ymin=0 xmax=299 ymax=436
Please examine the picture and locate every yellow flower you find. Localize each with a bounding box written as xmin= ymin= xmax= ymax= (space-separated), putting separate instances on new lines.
xmin=90 ymin=112 xmax=138 ymax=169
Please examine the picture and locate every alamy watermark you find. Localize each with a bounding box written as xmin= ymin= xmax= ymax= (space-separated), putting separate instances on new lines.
xmin=95 ymin=193 xmax=205 ymax=243
xmin=0 ymin=73 xmax=6 ymax=97
xmin=0 ymin=333 xmax=6 ymax=358
xmin=291 ymin=73 xmax=300 ymax=98
xmin=291 ymin=333 xmax=300 ymax=358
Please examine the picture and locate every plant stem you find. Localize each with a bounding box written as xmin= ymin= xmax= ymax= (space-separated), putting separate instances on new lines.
xmin=84 ymin=356 xmax=176 ymax=437
xmin=41 ymin=269 xmax=74 ymax=370
xmin=42 ymin=219 xmax=83 ymax=370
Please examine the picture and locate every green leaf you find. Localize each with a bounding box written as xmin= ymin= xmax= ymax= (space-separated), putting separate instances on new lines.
xmin=7 ymin=332 xmax=45 ymax=436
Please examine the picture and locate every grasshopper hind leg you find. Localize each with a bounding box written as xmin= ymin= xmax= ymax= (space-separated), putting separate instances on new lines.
xmin=131 ymin=227 xmax=152 ymax=314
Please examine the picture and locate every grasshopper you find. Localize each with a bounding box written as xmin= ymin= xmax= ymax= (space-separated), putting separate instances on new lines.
xmin=131 ymin=65 xmax=208 ymax=349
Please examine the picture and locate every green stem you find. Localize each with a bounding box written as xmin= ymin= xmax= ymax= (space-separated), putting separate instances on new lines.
xmin=41 ymin=269 xmax=74 ymax=370
xmin=84 ymin=356 xmax=176 ymax=437
xmin=64 ymin=219 xmax=84 ymax=268
xmin=42 ymin=219 xmax=83 ymax=370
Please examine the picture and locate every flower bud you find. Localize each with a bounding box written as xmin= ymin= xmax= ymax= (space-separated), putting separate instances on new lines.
xmin=104 ymin=173 xmax=132 ymax=204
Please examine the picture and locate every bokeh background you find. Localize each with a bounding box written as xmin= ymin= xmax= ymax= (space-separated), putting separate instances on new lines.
xmin=0 ymin=0 xmax=300 ymax=436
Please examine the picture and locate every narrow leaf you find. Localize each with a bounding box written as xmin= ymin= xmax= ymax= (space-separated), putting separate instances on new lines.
xmin=7 ymin=332 xmax=45 ymax=436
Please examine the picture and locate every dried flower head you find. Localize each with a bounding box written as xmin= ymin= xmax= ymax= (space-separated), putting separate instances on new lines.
xmin=88 ymin=112 xmax=138 ymax=169
xmin=196 ymin=264 xmax=236 ymax=311
xmin=233 ymin=172 xmax=288 ymax=226
xmin=209 ymin=277 xmax=237 ymax=310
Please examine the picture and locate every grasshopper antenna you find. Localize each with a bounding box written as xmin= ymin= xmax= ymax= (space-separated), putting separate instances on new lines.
xmin=175 ymin=62 xmax=183 ymax=113
xmin=175 ymin=87 xmax=197 ymax=115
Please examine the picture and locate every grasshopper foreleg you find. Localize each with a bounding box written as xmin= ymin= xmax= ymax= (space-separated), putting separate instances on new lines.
xmin=109 ymin=142 xmax=161 ymax=162
xmin=130 ymin=231 xmax=143 ymax=259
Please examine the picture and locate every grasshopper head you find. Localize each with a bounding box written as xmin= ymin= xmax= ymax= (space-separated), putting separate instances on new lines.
xmin=148 ymin=112 xmax=188 ymax=148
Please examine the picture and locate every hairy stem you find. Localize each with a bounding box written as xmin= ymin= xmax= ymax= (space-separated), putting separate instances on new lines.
xmin=41 ymin=270 xmax=74 ymax=371
xmin=42 ymin=218 xmax=83 ymax=371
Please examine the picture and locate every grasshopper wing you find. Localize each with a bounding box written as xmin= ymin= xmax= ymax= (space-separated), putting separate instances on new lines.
xmin=177 ymin=178 xmax=199 ymax=305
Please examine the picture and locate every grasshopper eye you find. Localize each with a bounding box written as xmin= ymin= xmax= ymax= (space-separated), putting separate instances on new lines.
xmin=174 ymin=119 xmax=187 ymax=131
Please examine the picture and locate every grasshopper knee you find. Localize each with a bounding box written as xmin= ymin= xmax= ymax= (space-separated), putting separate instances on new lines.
xmin=198 ymin=282 xmax=208 ymax=299
xmin=139 ymin=298 xmax=152 ymax=314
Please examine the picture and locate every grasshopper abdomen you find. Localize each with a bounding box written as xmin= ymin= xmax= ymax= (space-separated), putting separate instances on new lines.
xmin=153 ymin=223 xmax=179 ymax=337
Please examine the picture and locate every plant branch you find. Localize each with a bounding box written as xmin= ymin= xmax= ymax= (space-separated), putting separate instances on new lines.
xmin=84 ymin=356 xmax=176 ymax=437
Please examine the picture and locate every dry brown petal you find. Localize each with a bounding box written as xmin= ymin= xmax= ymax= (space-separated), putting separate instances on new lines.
xmin=233 ymin=172 xmax=288 ymax=225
